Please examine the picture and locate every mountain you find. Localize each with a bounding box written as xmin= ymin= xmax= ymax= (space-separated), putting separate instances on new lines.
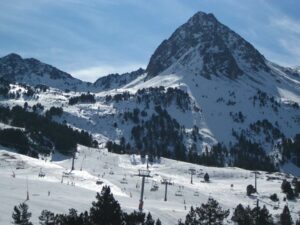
xmin=0 ymin=53 xmax=90 ymax=91
xmin=146 ymin=12 xmax=269 ymax=79
xmin=93 ymin=68 xmax=145 ymax=90
xmin=0 ymin=11 xmax=300 ymax=175
xmin=0 ymin=53 xmax=144 ymax=92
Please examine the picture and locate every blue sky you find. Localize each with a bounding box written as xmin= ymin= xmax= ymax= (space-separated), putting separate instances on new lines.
xmin=0 ymin=0 xmax=299 ymax=82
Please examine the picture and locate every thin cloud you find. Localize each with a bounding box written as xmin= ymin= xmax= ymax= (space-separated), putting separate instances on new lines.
xmin=272 ymin=17 xmax=300 ymax=35
xmin=70 ymin=63 xmax=146 ymax=82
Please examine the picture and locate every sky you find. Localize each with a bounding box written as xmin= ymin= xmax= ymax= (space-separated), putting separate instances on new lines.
xmin=0 ymin=0 xmax=299 ymax=82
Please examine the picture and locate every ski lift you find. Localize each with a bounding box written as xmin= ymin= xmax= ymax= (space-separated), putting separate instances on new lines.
xmin=38 ymin=168 xmax=46 ymax=178
xmin=175 ymin=186 xmax=183 ymax=196
xmin=175 ymin=189 xmax=183 ymax=196
xmin=103 ymin=162 xmax=108 ymax=169
xmin=16 ymin=161 xmax=25 ymax=170
xmin=150 ymin=181 xmax=159 ymax=191
xmin=62 ymin=171 xmax=73 ymax=178
xmin=120 ymin=175 xmax=128 ymax=184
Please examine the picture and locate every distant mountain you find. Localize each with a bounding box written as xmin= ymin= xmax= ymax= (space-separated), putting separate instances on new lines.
xmin=93 ymin=68 xmax=145 ymax=90
xmin=0 ymin=53 xmax=89 ymax=90
xmin=0 ymin=53 xmax=144 ymax=92
xmin=146 ymin=12 xmax=269 ymax=80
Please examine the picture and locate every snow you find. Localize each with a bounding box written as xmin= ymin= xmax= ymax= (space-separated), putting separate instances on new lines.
xmin=0 ymin=145 xmax=299 ymax=224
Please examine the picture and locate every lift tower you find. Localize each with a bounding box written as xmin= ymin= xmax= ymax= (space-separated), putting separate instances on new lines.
xmin=162 ymin=178 xmax=172 ymax=201
xmin=136 ymin=169 xmax=151 ymax=211
xmin=189 ymin=168 xmax=196 ymax=184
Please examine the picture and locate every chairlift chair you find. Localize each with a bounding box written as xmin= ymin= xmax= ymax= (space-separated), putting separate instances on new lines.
xmin=150 ymin=181 xmax=159 ymax=191
xmin=16 ymin=161 xmax=25 ymax=170
xmin=175 ymin=188 xmax=183 ymax=196
xmin=38 ymin=171 xmax=45 ymax=177
xmin=175 ymin=186 xmax=183 ymax=196
xmin=120 ymin=176 xmax=128 ymax=184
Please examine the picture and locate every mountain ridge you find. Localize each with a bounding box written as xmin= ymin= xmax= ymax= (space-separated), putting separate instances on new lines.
xmin=0 ymin=53 xmax=146 ymax=92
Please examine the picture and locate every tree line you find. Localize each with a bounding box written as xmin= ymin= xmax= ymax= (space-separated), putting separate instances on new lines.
xmin=0 ymin=105 xmax=97 ymax=156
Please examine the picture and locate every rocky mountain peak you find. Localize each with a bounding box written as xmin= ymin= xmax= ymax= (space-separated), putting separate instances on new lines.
xmin=2 ymin=53 xmax=23 ymax=61
xmin=0 ymin=53 xmax=75 ymax=82
xmin=146 ymin=11 xmax=270 ymax=80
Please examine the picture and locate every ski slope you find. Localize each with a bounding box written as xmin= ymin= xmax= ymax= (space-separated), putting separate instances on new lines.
xmin=0 ymin=145 xmax=299 ymax=224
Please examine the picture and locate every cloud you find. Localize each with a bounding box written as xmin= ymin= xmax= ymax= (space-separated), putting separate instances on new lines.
xmin=70 ymin=62 xmax=146 ymax=82
xmin=278 ymin=37 xmax=300 ymax=63
xmin=264 ymin=5 xmax=300 ymax=65
xmin=272 ymin=16 xmax=300 ymax=35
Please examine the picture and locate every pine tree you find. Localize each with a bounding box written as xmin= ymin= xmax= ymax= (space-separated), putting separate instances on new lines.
xmin=124 ymin=211 xmax=145 ymax=225
xmin=183 ymin=198 xmax=229 ymax=225
xmin=177 ymin=219 xmax=184 ymax=225
xmin=39 ymin=210 xmax=55 ymax=225
xmin=231 ymin=204 xmax=253 ymax=225
xmin=66 ymin=208 xmax=80 ymax=225
xmin=12 ymin=203 xmax=33 ymax=225
xmin=155 ymin=218 xmax=162 ymax=225
xmin=89 ymin=186 xmax=123 ymax=225
xmin=282 ymin=180 xmax=292 ymax=193
xmin=184 ymin=207 xmax=197 ymax=225
xmin=204 ymin=173 xmax=210 ymax=182
xmin=145 ymin=213 xmax=155 ymax=225
xmin=78 ymin=211 xmax=91 ymax=225
xmin=280 ymin=205 xmax=293 ymax=225
xmin=253 ymin=205 xmax=274 ymax=225
xmin=282 ymin=180 xmax=295 ymax=200
xmin=246 ymin=184 xmax=256 ymax=196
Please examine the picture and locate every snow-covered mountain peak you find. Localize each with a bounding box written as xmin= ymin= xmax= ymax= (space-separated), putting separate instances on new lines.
xmin=146 ymin=11 xmax=269 ymax=80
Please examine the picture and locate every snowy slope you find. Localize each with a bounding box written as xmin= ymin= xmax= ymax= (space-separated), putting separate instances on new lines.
xmin=0 ymin=145 xmax=299 ymax=224
xmin=1 ymin=55 xmax=300 ymax=174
